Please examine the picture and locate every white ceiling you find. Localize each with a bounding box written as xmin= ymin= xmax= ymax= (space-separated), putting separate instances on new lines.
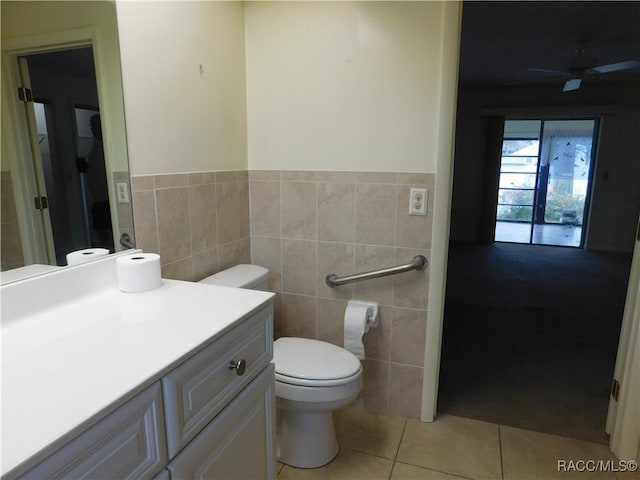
xmin=458 ymin=1 xmax=640 ymax=90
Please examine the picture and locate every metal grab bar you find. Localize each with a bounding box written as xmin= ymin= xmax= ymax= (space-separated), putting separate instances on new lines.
xmin=326 ymin=255 xmax=427 ymax=288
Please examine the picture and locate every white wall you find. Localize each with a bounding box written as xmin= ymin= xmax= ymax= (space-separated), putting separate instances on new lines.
xmin=116 ymin=1 xmax=247 ymax=176
xmin=245 ymin=1 xmax=449 ymax=173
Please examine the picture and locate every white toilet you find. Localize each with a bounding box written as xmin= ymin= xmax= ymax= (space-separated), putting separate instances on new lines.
xmin=200 ymin=264 xmax=363 ymax=468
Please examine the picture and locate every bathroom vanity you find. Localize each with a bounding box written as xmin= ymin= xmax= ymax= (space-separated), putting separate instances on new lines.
xmin=0 ymin=254 xmax=276 ymax=479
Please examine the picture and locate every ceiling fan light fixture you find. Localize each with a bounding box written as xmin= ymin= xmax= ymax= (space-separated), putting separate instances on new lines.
xmin=563 ymin=78 xmax=582 ymax=92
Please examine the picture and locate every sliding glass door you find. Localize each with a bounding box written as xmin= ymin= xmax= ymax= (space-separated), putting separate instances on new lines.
xmin=495 ymin=119 xmax=597 ymax=247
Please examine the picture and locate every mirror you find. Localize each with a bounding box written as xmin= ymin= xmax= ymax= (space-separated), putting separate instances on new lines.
xmin=1 ymin=1 xmax=134 ymax=280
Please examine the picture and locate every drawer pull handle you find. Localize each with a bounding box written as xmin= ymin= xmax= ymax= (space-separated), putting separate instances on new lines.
xmin=228 ymin=359 xmax=247 ymax=376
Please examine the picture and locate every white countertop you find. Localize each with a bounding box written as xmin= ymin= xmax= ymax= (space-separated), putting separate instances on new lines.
xmin=1 ymin=266 xmax=273 ymax=478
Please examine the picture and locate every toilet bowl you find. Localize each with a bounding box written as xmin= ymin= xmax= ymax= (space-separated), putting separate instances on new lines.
xmin=274 ymin=337 xmax=362 ymax=468
xmin=200 ymin=264 xmax=364 ymax=469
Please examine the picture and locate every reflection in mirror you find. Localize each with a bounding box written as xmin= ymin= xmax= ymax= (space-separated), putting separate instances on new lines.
xmin=1 ymin=1 xmax=135 ymax=279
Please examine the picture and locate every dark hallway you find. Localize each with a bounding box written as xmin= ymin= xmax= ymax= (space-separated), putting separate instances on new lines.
xmin=438 ymin=242 xmax=632 ymax=445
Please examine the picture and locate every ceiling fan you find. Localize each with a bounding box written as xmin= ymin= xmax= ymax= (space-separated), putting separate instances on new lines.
xmin=528 ymin=59 xmax=640 ymax=92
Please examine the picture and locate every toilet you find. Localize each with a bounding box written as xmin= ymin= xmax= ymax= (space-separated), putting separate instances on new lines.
xmin=200 ymin=264 xmax=363 ymax=469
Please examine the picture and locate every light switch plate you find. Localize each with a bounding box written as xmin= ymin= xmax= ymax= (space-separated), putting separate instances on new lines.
xmin=409 ymin=187 xmax=427 ymax=216
xmin=116 ymin=182 xmax=130 ymax=204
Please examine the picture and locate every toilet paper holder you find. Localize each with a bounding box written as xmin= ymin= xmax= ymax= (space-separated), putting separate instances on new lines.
xmin=348 ymin=300 xmax=379 ymax=329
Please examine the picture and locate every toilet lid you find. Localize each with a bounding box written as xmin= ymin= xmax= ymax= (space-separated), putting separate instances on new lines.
xmin=274 ymin=337 xmax=362 ymax=382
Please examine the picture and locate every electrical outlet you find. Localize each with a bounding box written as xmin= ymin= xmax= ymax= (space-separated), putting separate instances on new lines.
xmin=116 ymin=182 xmax=130 ymax=204
xmin=409 ymin=187 xmax=427 ymax=216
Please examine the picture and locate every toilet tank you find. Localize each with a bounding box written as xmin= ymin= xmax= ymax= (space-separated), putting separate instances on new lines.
xmin=199 ymin=264 xmax=269 ymax=290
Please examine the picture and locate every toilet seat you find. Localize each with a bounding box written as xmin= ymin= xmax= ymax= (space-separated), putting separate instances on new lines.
xmin=274 ymin=337 xmax=362 ymax=387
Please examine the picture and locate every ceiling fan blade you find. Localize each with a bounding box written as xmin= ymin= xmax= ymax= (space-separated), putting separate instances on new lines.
xmin=528 ymin=67 xmax=569 ymax=75
xmin=592 ymin=60 xmax=640 ymax=74
xmin=563 ymin=78 xmax=582 ymax=92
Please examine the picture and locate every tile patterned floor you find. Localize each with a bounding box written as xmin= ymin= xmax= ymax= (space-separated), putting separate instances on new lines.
xmin=278 ymin=407 xmax=640 ymax=480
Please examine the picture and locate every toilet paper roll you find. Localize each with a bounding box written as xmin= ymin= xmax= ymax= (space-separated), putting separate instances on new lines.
xmin=116 ymin=253 xmax=162 ymax=293
xmin=344 ymin=301 xmax=374 ymax=360
xmin=66 ymin=248 xmax=110 ymax=266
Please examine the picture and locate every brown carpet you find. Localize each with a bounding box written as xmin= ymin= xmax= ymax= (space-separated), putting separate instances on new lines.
xmin=438 ymin=242 xmax=632 ymax=445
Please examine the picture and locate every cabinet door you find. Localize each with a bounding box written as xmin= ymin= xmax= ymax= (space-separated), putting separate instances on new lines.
xmin=168 ymin=364 xmax=276 ymax=480
xmin=21 ymin=382 xmax=167 ymax=480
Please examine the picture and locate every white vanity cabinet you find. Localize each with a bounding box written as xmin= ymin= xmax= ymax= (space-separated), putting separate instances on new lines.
xmin=167 ymin=364 xmax=275 ymax=479
xmin=20 ymin=382 xmax=168 ymax=480
xmin=6 ymin=284 xmax=275 ymax=480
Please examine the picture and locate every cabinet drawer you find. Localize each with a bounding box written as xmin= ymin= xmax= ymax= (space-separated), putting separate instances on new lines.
xmin=167 ymin=364 xmax=276 ymax=480
xmin=20 ymin=382 xmax=167 ymax=480
xmin=162 ymin=304 xmax=273 ymax=457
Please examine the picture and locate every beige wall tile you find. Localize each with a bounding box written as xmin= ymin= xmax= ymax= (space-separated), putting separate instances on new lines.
xmin=1 ymin=172 xmax=18 ymax=222
xmin=154 ymin=173 xmax=188 ymax=189
xmin=282 ymin=239 xmax=316 ymax=296
xmin=315 ymin=171 xmax=357 ymax=183
xmin=189 ymin=184 xmax=217 ymax=254
xmin=353 ymin=245 xmax=395 ymax=306
xmin=396 ymin=184 xmax=433 ymax=249
xmin=317 ymin=183 xmax=355 ymax=242
xmin=188 ymin=172 xmax=216 ymax=185
xmin=398 ymin=173 xmax=436 ymax=185
xmin=217 ymin=181 xmax=240 ymax=244
xmin=282 ymin=171 xmax=317 ymax=182
xmin=116 ymin=193 xmax=134 ymax=229
xmin=132 ymin=190 xmax=159 ymax=254
xmin=388 ymin=364 xmax=423 ymax=418
xmin=356 ymin=184 xmax=397 ymax=246
xmin=281 ymin=293 xmax=316 ymax=339
xmin=249 ymin=170 xmax=281 ymax=181
xmin=161 ymin=257 xmax=194 ymax=281
xmin=362 ymin=359 xmax=389 ymax=413
xmin=251 ymin=236 xmax=282 ymax=292
xmin=1 ymin=222 xmax=24 ymax=269
xmin=192 ymin=248 xmax=219 ymax=282
xmin=364 ymin=304 xmax=392 ymax=362
xmin=250 ymin=181 xmax=281 ymax=237
xmin=316 ymin=297 xmax=348 ymax=347
xmin=216 ymin=171 xmax=239 ymax=182
xmin=272 ymin=294 xmax=283 ymax=339
xmin=393 ymin=248 xmax=430 ymax=310
xmin=282 ymin=181 xmax=316 ymax=240
xmin=279 ymin=449 xmax=392 ymax=479
xmin=238 ymin=180 xmax=251 ymax=238
xmin=218 ymin=237 xmax=250 ymax=270
xmin=317 ymin=242 xmax=354 ymax=300
xmin=355 ymin=172 xmax=398 ymax=184
xmin=334 ymin=406 xmax=406 ymax=460
xmin=131 ymin=175 xmax=154 ymax=192
xmin=391 ymin=307 xmax=427 ymax=366
xmin=155 ymin=187 xmax=191 ymax=263
xmin=397 ymin=415 xmax=502 ymax=480
xmin=501 ymin=426 xmax=618 ymax=480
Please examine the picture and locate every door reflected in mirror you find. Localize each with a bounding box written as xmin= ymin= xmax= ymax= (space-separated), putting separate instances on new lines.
xmin=1 ymin=1 xmax=135 ymax=275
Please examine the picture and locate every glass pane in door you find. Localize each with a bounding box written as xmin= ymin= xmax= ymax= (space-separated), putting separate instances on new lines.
xmin=531 ymin=119 xmax=596 ymax=247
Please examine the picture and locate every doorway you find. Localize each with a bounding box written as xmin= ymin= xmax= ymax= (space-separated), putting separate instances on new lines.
xmin=495 ymin=119 xmax=597 ymax=247
xmin=18 ymin=47 xmax=113 ymax=265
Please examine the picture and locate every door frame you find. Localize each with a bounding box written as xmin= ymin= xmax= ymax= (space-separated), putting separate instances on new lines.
xmin=606 ymin=218 xmax=640 ymax=459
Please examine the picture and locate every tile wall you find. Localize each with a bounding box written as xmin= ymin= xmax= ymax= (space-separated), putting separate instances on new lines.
xmin=130 ymin=168 xmax=435 ymax=418
xmin=249 ymin=170 xmax=435 ymax=418
xmin=130 ymin=171 xmax=250 ymax=281
xmin=113 ymin=171 xmax=135 ymax=246
xmin=1 ymin=171 xmax=25 ymax=271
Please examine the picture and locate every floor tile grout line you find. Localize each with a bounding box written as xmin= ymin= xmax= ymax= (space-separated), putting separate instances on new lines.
xmin=393 ymin=417 xmax=409 ymax=462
